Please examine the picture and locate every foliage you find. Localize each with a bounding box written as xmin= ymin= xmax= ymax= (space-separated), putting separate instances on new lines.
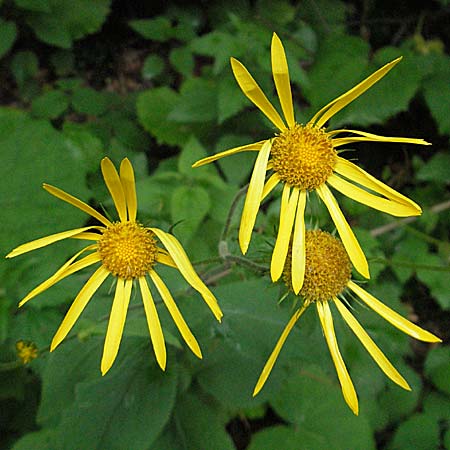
xmin=0 ymin=0 xmax=449 ymax=449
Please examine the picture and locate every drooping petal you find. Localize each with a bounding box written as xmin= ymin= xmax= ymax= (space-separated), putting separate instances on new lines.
xmin=7 ymin=226 xmax=101 ymax=258
xmin=101 ymin=157 xmax=127 ymax=222
xmin=253 ymin=302 xmax=310 ymax=396
xmin=327 ymin=173 xmax=420 ymax=217
xmin=19 ymin=247 xmax=100 ymax=307
xmin=231 ymin=57 xmax=286 ymax=131
xmin=334 ymin=158 xmax=422 ymax=215
xmin=150 ymin=270 xmax=202 ymax=359
xmin=261 ymin=172 xmax=280 ymax=202
xmin=149 ymin=227 xmax=223 ymax=322
xmin=271 ymin=186 xmax=299 ymax=282
xmin=309 ymin=58 xmax=402 ymax=129
xmin=156 ymin=249 xmax=177 ymax=268
xmin=239 ymin=140 xmax=272 ymax=254
xmin=192 ymin=141 xmax=265 ymax=168
xmin=119 ymin=158 xmax=137 ymax=222
xmin=316 ymin=184 xmax=369 ymax=279
xmin=330 ymin=128 xmax=431 ymax=147
xmin=334 ymin=297 xmax=410 ymax=390
xmin=101 ymin=278 xmax=133 ymax=375
xmin=51 ymin=266 xmax=109 ymax=351
xmin=348 ymin=281 xmax=442 ymax=343
xmin=43 ymin=184 xmax=111 ymax=227
xmin=291 ymin=191 xmax=307 ymax=294
xmin=317 ymin=301 xmax=359 ymax=415
xmin=271 ymin=33 xmax=295 ymax=128
xmin=71 ymin=232 xmax=102 ymax=241
xmin=139 ymin=276 xmax=166 ymax=370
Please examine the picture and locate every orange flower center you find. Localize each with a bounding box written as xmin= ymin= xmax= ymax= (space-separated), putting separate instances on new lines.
xmin=98 ymin=222 xmax=158 ymax=279
xmin=271 ymin=124 xmax=336 ymax=190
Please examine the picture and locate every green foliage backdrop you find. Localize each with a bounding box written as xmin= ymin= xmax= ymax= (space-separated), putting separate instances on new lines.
xmin=0 ymin=0 xmax=449 ymax=449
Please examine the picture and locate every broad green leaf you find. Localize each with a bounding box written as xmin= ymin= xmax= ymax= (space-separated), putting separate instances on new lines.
xmin=271 ymin=364 xmax=375 ymax=450
xmin=218 ymin=75 xmax=249 ymax=123
xmin=25 ymin=0 xmax=111 ymax=48
xmin=388 ymin=413 xmax=439 ymax=450
xmin=422 ymin=53 xmax=450 ymax=135
xmin=71 ymin=87 xmax=110 ymax=116
xmin=424 ymin=346 xmax=450 ymax=395
xmin=129 ymin=17 xmax=173 ymax=41
xmin=12 ymin=429 xmax=57 ymax=450
xmin=14 ymin=0 xmax=50 ymax=12
xmin=31 ymin=90 xmax=69 ymax=119
xmin=391 ymin=236 xmax=429 ymax=283
xmin=170 ymin=185 xmax=211 ymax=242
xmin=422 ymin=391 xmax=450 ymax=422
xmin=142 ymin=54 xmax=165 ymax=80
xmin=256 ymin=0 xmax=297 ymax=25
xmin=417 ymin=152 xmax=450 ymax=184
xmin=53 ymin=340 xmax=178 ymax=450
xmin=177 ymin=135 xmax=208 ymax=176
xmin=168 ymin=78 xmax=217 ymax=123
xmin=169 ymin=46 xmax=194 ymax=76
xmin=137 ymin=87 xmax=190 ymax=146
xmin=10 ymin=51 xmax=39 ymax=90
xmin=334 ymin=47 xmax=425 ymax=127
xmin=0 ymin=19 xmax=17 ymax=59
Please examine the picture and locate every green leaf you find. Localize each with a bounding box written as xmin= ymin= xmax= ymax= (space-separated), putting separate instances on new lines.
xmin=218 ymin=75 xmax=248 ymax=123
xmin=334 ymin=47 xmax=425 ymax=127
xmin=424 ymin=346 xmax=450 ymax=395
xmin=168 ymin=78 xmax=217 ymax=123
xmin=169 ymin=46 xmax=194 ymax=76
xmin=0 ymin=19 xmax=17 ymax=59
xmin=53 ymin=341 xmax=178 ymax=450
xmin=256 ymin=0 xmax=297 ymax=25
xmin=25 ymin=0 xmax=111 ymax=48
xmin=388 ymin=413 xmax=439 ymax=450
xmin=271 ymin=364 xmax=375 ymax=450
xmin=391 ymin=236 xmax=428 ymax=283
xmin=137 ymin=87 xmax=190 ymax=146
xmin=177 ymin=135 xmax=208 ymax=176
xmin=422 ymin=391 xmax=450 ymax=422
xmin=31 ymin=90 xmax=69 ymax=119
xmin=417 ymin=152 xmax=450 ymax=184
xmin=14 ymin=0 xmax=50 ymax=12
xmin=422 ymin=54 xmax=450 ymax=135
xmin=129 ymin=17 xmax=173 ymax=42
xmin=11 ymin=429 xmax=57 ymax=450
xmin=142 ymin=54 xmax=165 ymax=80
xmin=10 ymin=51 xmax=39 ymax=89
xmin=170 ymin=185 xmax=211 ymax=242
xmin=71 ymin=87 xmax=110 ymax=116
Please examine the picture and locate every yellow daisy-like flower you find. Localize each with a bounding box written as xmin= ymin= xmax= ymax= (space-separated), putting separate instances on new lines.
xmin=193 ymin=33 xmax=429 ymax=294
xmin=253 ymin=230 xmax=441 ymax=415
xmin=16 ymin=340 xmax=38 ymax=364
xmin=7 ymin=158 xmax=223 ymax=375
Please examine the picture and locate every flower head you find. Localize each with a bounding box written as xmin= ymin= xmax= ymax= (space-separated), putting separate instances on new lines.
xmin=253 ymin=230 xmax=441 ymax=415
xmin=193 ymin=33 xmax=429 ymax=295
xmin=16 ymin=340 xmax=38 ymax=364
xmin=7 ymin=158 xmax=223 ymax=375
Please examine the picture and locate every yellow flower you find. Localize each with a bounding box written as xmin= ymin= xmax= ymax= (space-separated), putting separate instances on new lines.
xmin=16 ymin=340 xmax=38 ymax=364
xmin=253 ymin=230 xmax=441 ymax=415
xmin=7 ymin=158 xmax=223 ymax=375
xmin=193 ymin=33 xmax=429 ymax=295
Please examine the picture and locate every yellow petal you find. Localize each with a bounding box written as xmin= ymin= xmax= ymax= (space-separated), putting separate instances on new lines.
xmin=334 ymin=297 xmax=410 ymax=390
xmin=348 ymin=281 xmax=442 ymax=343
xmin=334 ymin=158 xmax=421 ymax=215
xmin=231 ymin=57 xmax=286 ymax=131
xmin=7 ymin=226 xmax=100 ymax=258
xmin=317 ymin=301 xmax=359 ymax=415
xmin=239 ymin=140 xmax=272 ymax=254
xmin=261 ymin=172 xmax=280 ymax=202
xmin=317 ymin=184 xmax=369 ymax=278
xmin=156 ymin=249 xmax=177 ymax=268
xmin=271 ymin=186 xmax=299 ymax=282
xmin=101 ymin=278 xmax=133 ymax=375
xmin=330 ymin=128 xmax=431 ymax=147
xmin=253 ymin=303 xmax=309 ymax=396
xmin=149 ymin=228 xmax=223 ymax=322
xmin=327 ymin=173 xmax=420 ymax=217
xmin=71 ymin=232 xmax=101 ymax=241
xmin=139 ymin=276 xmax=166 ymax=370
xmin=101 ymin=157 xmax=127 ymax=222
xmin=150 ymin=270 xmax=202 ymax=359
xmin=192 ymin=141 xmax=264 ymax=168
xmin=119 ymin=158 xmax=137 ymax=222
xmin=19 ymin=246 xmax=100 ymax=307
xmin=271 ymin=33 xmax=295 ymax=128
xmin=310 ymin=58 xmax=402 ymax=129
xmin=51 ymin=266 xmax=109 ymax=351
xmin=291 ymin=191 xmax=307 ymax=294
xmin=43 ymin=183 xmax=111 ymax=227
